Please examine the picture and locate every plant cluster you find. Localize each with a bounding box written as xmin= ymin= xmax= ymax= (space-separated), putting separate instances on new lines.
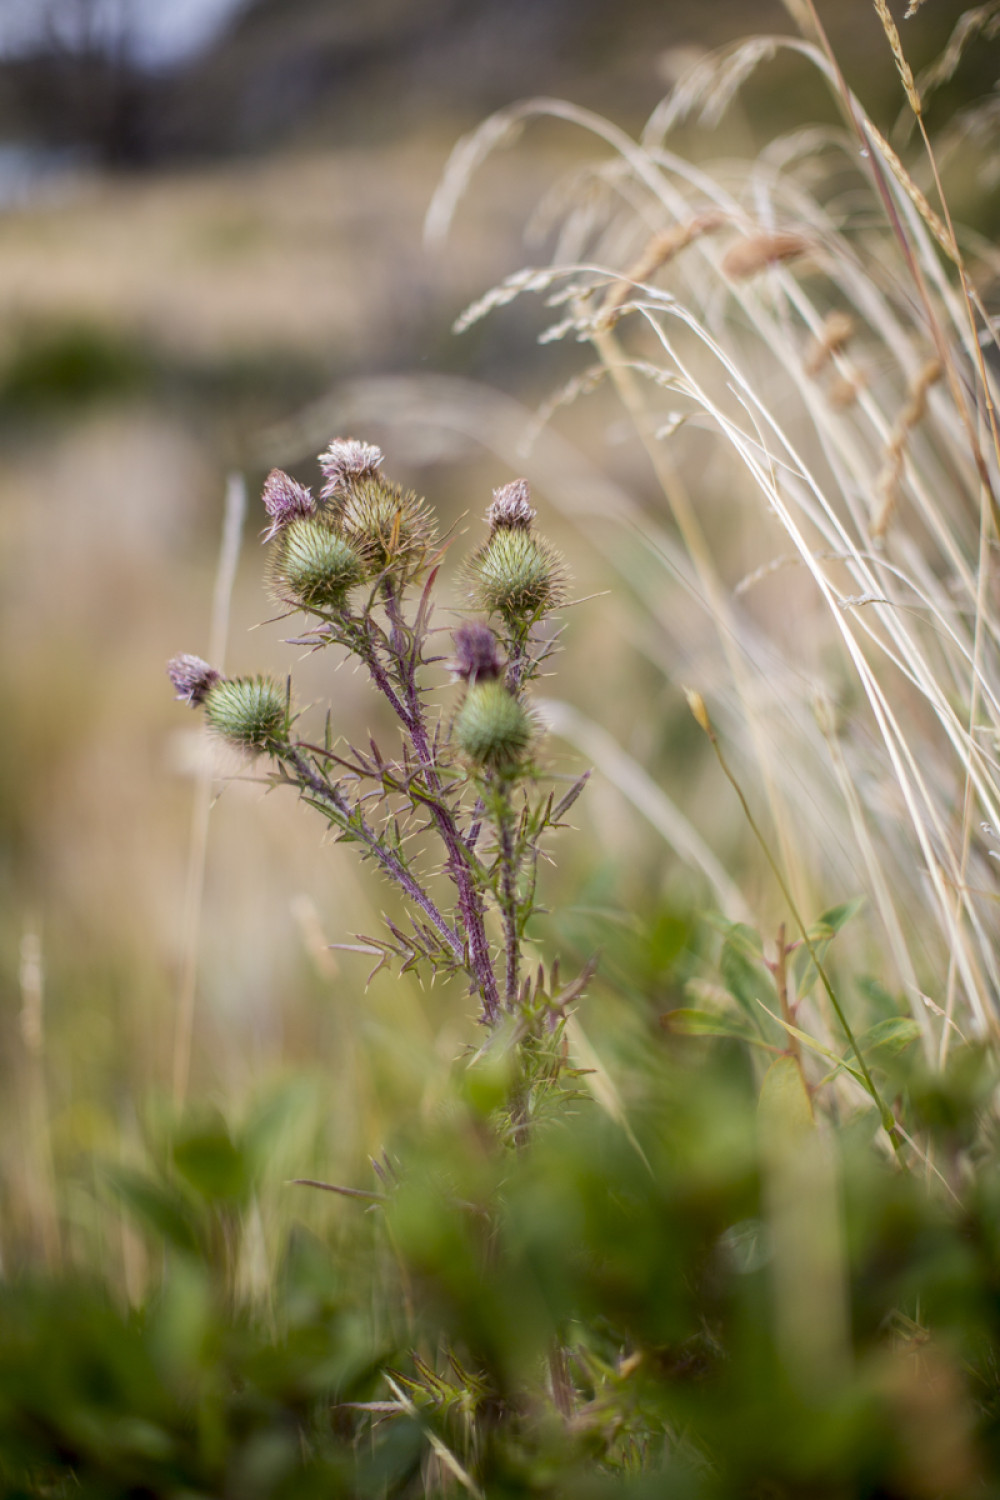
xmin=170 ymin=440 xmax=585 ymax=1055
xmin=6 ymin=5 xmax=1000 ymax=1498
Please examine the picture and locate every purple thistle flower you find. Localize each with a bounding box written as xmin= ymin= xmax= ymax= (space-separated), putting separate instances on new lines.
xmin=167 ymin=654 xmax=223 ymax=706
xmin=487 ymin=478 xmax=536 ymax=532
xmin=318 ymin=438 xmax=384 ymax=500
xmin=452 ymin=621 xmax=503 ymax=683
xmin=262 ymin=469 xmax=316 ymax=541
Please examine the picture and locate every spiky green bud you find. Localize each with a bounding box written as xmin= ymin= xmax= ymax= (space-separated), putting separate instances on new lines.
xmin=454 ymin=681 xmax=532 ymax=771
xmin=335 ymin=474 xmax=436 ymax=575
xmin=472 ymin=528 xmax=564 ymax=623
xmin=271 ymin=517 xmax=363 ymax=609
xmin=204 ymin=677 xmax=287 ymax=751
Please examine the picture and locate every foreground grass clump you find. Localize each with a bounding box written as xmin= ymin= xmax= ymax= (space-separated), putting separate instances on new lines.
xmin=3 ymin=1007 xmax=1000 ymax=1498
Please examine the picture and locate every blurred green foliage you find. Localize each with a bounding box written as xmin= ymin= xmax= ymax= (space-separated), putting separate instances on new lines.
xmin=0 ymin=323 xmax=152 ymax=412
xmin=2 ymin=907 xmax=999 ymax=1498
xmin=0 ymin=318 xmax=326 ymax=433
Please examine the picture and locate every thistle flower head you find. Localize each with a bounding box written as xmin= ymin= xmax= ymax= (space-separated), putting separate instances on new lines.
xmin=267 ymin=516 xmax=364 ymax=611
xmin=471 ymin=528 xmax=565 ymax=624
xmin=452 ymin=621 xmax=503 ymax=683
xmin=261 ymin=469 xmax=316 ymax=541
xmin=204 ymin=676 xmax=287 ymax=752
xmin=167 ymin=653 xmax=222 ymax=706
xmin=487 ymin=478 xmax=535 ymax=532
xmin=455 ymin=680 xmax=532 ymax=772
xmin=338 ymin=473 xmax=436 ymax=576
xmin=318 ymin=438 xmax=384 ymax=501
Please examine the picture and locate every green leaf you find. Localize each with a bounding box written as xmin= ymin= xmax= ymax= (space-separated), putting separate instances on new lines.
xmin=719 ymin=930 xmax=777 ymax=1030
xmin=850 ymin=1016 xmax=923 ymax=1062
xmin=816 ymin=897 xmax=865 ymax=935
xmin=755 ymin=1002 xmax=869 ymax=1092
xmin=104 ymin=1167 xmax=201 ymax=1255
xmin=663 ymin=1008 xmax=776 ymax=1050
xmin=856 ymin=975 xmax=902 ymax=1022
xmin=709 ymin=919 xmax=763 ymax=955
xmin=646 ymin=912 xmax=688 ymax=976
xmin=173 ymin=1118 xmax=250 ymax=1203
xmin=793 ymin=898 xmax=864 ymax=999
xmin=758 ymin=1054 xmax=814 ymax=1139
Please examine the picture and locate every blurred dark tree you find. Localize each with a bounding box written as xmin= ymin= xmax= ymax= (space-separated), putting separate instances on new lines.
xmin=0 ymin=0 xmax=976 ymax=167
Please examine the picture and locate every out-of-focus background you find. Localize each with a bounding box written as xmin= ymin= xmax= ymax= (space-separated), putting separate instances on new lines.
xmin=0 ymin=0 xmax=992 ymax=1271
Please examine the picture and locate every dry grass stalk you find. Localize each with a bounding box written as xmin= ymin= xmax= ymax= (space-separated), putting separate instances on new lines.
xmin=600 ymin=213 xmax=726 ymax=326
xmin=805 ymin=311 xmax=855 ymax=377
xmin=721 ymin=231 xmax=812 ymax=280
xmin=172 ymin=472 xmax=247 ymax=1108
xmin=872 ymin=359 xmax=943 ymax=540
xmin=865 ymin=121 xmax=957 ymax=264
xmin=874 ymin=0 xmax=922 ymax=115
xmin=904 ymin=0 xmax=933 ymax=13
xmin=19 ymin=926 xmax=60 ymax=1268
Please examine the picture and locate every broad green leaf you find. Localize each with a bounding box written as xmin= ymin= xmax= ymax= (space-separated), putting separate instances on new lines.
xmin=720 ymin=933 xmax=777 ymax=1026
xmin=756 ymin=1002 xmax=869 ymax=1092
xmin=710 ymin=919 xmax=763 ymax=955
xmin=849 ymin=1016 xmax=923 ymax=1061
xmin=758 ymin=1054 xmax=814 ymax=1139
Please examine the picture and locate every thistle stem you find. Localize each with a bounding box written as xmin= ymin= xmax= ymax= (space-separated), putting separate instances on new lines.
xmin=381 ymin=582 xmax=501 ymax=1024
xmin=281 ymin=745 xmax=464 ymax=963
xmin=495 ymin=785 xmax=521 ymax=1009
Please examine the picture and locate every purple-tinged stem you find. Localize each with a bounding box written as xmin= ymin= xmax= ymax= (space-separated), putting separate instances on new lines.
xmin=496 ymin=791 xmax=520 ymax=1010
xmin=282 ymin=745 xmax=464 ymax=963
xmin=382 ymin=581 xmax=501 ymax=1024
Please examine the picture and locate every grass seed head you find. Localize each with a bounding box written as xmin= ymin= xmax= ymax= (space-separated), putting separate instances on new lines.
xmin=721 ymin=231 xmax=812 ymax=280
xmin=455 ymin=680 xmax=532 ymax=771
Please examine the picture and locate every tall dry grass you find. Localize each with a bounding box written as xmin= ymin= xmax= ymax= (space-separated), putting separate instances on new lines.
xmin=376 ymin=6 xmax=1000 ymax=1064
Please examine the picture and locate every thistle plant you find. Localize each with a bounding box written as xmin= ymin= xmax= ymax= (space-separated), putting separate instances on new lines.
xmin=169 ymin=441 xmax=586 ymax=1059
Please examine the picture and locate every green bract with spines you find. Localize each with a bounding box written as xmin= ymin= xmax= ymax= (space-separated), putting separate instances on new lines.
xmin=204 ymin=677 xmax=287 ymax=751
xmin=473 ymin=529 xmax=564 ymax=623
xmin=335 ymin=474 xmax=436 ymax=575
xmin=455 ymin=680 xmax=532 ymax=771
xmin=274 ymin=517 xmax=363 ymax=609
